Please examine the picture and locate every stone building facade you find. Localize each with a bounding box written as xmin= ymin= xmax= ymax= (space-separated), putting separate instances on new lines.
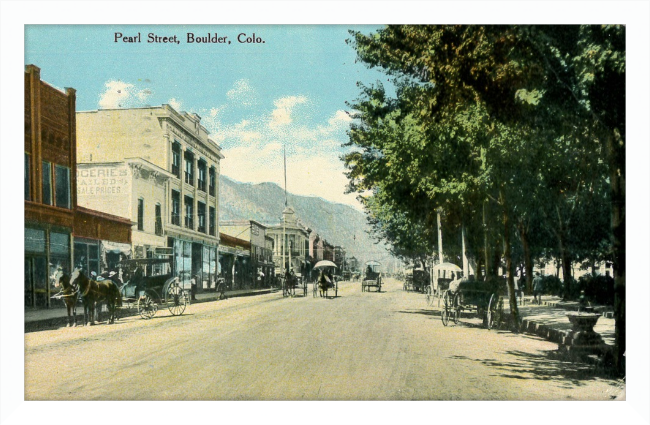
xmin=76 ymin=105 xmax=224 ymax=289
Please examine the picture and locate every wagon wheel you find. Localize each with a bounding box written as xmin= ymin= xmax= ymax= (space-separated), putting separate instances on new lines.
xmin=441 ymin=291 xmax=450 ymax=326
xmin=165 ymin=282 xmax=187 ymax=316
xmin=425 ymin=285 xmax=433 ymax=306
xmin=453 ymin=292 xmax=462 ymax=324
xmin=487 ymin=294 xmax=503 ymax=330
xmin=137 ymin=293 xmax=157 ymax=319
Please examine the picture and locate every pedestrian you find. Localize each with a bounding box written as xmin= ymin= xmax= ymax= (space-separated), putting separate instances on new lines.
xmin=532 ymin=272 xmax=544 ymax=305
xmin=191 ymin=274 xmax=198 ymax=301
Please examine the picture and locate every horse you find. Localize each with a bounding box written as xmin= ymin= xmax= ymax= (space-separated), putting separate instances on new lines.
xmin=52 ymin=268 xmax=79 ymax=327
xmin=284 ymin=271 xmax=296 ymax=297
xmin=70 ymin=268 xmax=123 ymax=325
xmin=318 ymin=272 xmax=331 ymax=298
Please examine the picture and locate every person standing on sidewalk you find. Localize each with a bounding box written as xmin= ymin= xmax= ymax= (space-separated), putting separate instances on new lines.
xmin=190 ymin=274 xmax=198 ymax=301
xmin=532 ymin=272 xmax=544 ymax=305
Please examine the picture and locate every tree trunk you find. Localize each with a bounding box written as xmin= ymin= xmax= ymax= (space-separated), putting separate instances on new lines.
xmin=483 ymin=200 xmax=490 ymax=278
xmin=557 ymin=232 xmax=573 ymax=299
xmin=609 ymin=129 xmax=625 ymax=375
xmin=500 ymin=188 xmax=519 ymax=327
xmin=518 ymin=221 xmax=534 ymax=294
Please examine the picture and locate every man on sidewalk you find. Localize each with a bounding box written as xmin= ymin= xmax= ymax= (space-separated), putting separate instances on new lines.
xmin=532 ymin=272 xmax=544 ymax=305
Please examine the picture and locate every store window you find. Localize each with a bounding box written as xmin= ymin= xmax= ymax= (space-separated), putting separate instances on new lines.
xmin=54 ymin=165 xmax=71 ymax=209
xmin=42 ymin=161 xmax=52 ymax=205
xmin=74 ymin=240 xmax=100 ymax=276
xmin=171 ymin=190 xmax=180 ymax=226
xmin=25 ymin=228 xmax=45 ymax=253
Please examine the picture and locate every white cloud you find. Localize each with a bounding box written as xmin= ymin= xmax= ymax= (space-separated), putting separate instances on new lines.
xmin=168 ymin=98 xmax=183 ymax=111
xmin=198 ymin=91 xmax=359 ymax=209
xmin=98 ymin=80 xmax=152 ymax=109
xmin=269 ymin=95 xmax=308 ymax=129
xmin=226 ymin=79 xmax=257 ymax=107
xmin=328 ymin=110 xmax=352 ymax=128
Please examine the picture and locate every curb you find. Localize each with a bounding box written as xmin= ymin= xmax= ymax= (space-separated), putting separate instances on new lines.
xmin=25 ymin=288 xmax=279 ymax=332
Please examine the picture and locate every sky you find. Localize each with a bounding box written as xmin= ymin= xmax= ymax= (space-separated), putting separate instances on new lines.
xmin=24 ymin=25 xmax=393 ymax=210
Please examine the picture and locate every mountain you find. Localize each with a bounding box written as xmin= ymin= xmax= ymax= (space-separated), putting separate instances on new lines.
xmin=219 ymin=175 xmax=390 ymax=266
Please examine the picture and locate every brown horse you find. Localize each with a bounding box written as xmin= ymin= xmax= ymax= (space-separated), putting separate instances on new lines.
xmin=52 ymin=268 xmax=79 ymax=327
xmin=70 ymin=268 xmax=123 ymax=325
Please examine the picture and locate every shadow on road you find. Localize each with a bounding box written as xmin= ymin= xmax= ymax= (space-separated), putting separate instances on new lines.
xmin=449 ymin=349 xmax=623 ymax=386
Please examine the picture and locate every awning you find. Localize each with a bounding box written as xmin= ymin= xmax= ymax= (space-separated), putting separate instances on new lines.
xmin=101 ymin=240 xmax=132 ymax=256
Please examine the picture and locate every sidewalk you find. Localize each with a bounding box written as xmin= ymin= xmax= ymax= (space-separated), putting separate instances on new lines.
xmin=25 ymin=286 xmax=280 ymax=332
xmin=507 ymin=295 xmax=615 ymax=366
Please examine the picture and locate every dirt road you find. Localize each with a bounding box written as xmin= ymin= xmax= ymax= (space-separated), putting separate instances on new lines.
xmin=24 ymin=278 xmax=623 ymax=400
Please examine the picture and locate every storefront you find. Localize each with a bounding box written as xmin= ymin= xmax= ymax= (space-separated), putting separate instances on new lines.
xmin=169 ymin=237 xmax=218 ymax=292
xmin=25 ymin=225 xmax=72 ymax=308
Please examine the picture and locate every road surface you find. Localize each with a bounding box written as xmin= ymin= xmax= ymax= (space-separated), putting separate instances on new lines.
xmin=25 ymin=278 xmax=623 ymax=400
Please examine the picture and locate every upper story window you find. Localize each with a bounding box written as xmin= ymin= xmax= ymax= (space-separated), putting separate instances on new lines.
xmin=184 ymin=151 xmax=194 ymax=186
xmin=197 ymin=201 xmax=206 ymax=233
xmin=54 ymin=165 xmax=71 ymax=209
xmin=209 ymin=167 xmax=216 ymax=197
xmin=197 ymin=160 xmax=207 ymax=192
xmin=209 ymin=206 xmax=216 ymax=236
xmin=171 ymin=190 xmax=180 ymax=226
xmin=184 ymin=196 xmax=194 ymax=229
xmin=172 ymin=142 xmax=181 ymax=178
xmin=137 ymin=198 xmax=144 ymax=231
xmin=155 ymin=203 xmax=163 ymax=235
xmin=25 ymin=153 xmax=30 ymax=201
xmin=42 ymin=161 xmax=52 ymax=205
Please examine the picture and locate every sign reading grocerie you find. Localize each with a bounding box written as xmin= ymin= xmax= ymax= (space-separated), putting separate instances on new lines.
xmin=76 ymin=163 xmax=132 ymax=219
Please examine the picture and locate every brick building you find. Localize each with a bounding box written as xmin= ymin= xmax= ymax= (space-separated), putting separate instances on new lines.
xmin=24 ymin=65 xmax=131 ymax=308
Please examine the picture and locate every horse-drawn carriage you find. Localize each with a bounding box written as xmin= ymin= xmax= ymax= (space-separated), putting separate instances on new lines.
xmin=281 ymin=272 xmax=307 ymax=297
xmin=119 ymin=258 xmax=189 ymax=319
xmin=426 ymin=262 xmax=462 ymax=306
xmin=313 ymin=261 xmax=338 ymax=298
xmin=404 ymin=268 xmax=429 ymax=293
xmin=361 ymin=261 xmax=382 ymax=292
xmin=440 ymin=278 xmax=505 ymax=329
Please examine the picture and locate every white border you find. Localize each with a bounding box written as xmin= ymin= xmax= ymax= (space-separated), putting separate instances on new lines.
xmin=2 ymin=2 xmax=649 ymax=425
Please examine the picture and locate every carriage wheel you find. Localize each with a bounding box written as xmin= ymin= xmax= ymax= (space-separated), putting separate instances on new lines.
xmin=487 ymin=294 xmax=502 ymax=330
xmin=441 ymin=291 xmax=450 ymax=326
xmin=137 ymin=294 xmax=157 ymax=319
xmin=165 ymin=282 xmax=187 ymax=316
xmin=453 ymin=293 xmax=461 ymax=324
xmin=425 ymin=285 xmax=433 ymax=306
